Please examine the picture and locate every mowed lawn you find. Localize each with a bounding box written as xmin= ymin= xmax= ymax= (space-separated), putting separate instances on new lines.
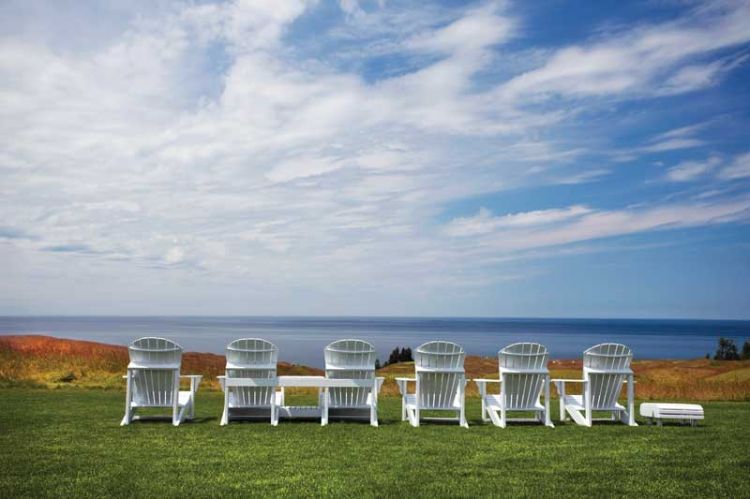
xmin=1 ymin=390 xmax=749 ymax=498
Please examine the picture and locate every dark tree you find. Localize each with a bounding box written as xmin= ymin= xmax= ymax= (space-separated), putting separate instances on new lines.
xmin=714 ymin=337 xmax=740 ymax=361
xmin=383 ymin=346 xmax=414 ymax=366
xmin=387 ymin=348 xmax=401 ymax=366
xmin=742 ymin=341 xmax=750 ymax=360
xmin=375 ymin=358 xmax=381 ymax=370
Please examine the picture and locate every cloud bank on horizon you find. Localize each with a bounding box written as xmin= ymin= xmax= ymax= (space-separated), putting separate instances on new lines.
xmin=1 ymin=0 xmax=749 ymax=318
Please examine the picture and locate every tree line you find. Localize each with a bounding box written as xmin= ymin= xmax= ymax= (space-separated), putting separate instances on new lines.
xmin=374 ymin=347 xmax=413 ymax=369
xmin=713 ymin=337 xmax=750 ymax=361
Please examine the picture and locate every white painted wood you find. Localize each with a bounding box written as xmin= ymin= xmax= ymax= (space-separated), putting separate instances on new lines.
xmin=120 ymin=337 xmax=201 ymax=426
xmin=398 ymin=341 xmax=468 ymax=428
xmin=640 ymin=403 xmax=703 ymax=426
xmin=269 ymin=375 xmax=384 ymax=425
xmin=322 ymin=339 xmax=382 ymax=427
xmin=552 ymin=343 xmax=637 ymax=427
xmin=475 ymin=342 xmax=554 ymax=428
xmin=220 ymin=338 xmax=279 ymax=425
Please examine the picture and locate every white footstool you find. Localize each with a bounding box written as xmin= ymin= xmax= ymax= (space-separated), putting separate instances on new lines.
xmin=640 ymin=403 xmax=704 ymax=426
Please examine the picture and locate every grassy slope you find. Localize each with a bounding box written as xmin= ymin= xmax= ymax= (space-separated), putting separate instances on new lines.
xmin=1 ymin=389 xmax=749 ymax=498
xmin=0 ymin=335 xmax=322 ymax=390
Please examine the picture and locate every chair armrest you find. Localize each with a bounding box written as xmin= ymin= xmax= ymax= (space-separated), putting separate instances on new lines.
xmin=551 ymin=378 xmax=586 ymax=397
xmin=375 ymin=377 xmax=385 ymax=392
xmin=473 ymin=378 xmax=500 ymax=397
xmin=181 ymin=375 xmax=202 ymax=393
xmin=395 ymin=377 xmax=415 ymax=396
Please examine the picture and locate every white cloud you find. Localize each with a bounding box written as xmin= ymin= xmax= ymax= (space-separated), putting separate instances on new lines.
xmin=445 ymin=205 xmax=593 ymax=237
xmin=444 ymin=197 xmax=750 ymax=252
xmin=165 ymin=246 xmax=185 ymax=264
xmin=406 ymin=2 xmax=514 ymax=55
xmin=554 ymin=169 xmax=610 ymax=185
xmin=497 ymin=0 xmax=750 ymax=100
xmin=719 ymin=152 xmax=750 ymax=179
xmin=266 ymin=157 xmax=346 ymax=183
xmin=665 ymin=155 xmax=722 ymax=181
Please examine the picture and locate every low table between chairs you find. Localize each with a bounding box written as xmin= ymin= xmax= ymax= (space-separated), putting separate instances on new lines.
xmin=219 ymin=375 xmax=385 ymax=426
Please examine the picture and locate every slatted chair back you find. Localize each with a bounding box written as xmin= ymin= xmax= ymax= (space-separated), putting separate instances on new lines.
xmin=583 ymin=343 xmax=633 ymax=410
xmin=325 ymin=339 xmax=376 ymax=408
xmin=415 ymin=341 xmax=465 ymax=409
xmin=128 ymin=337 xmax=182 ymax=407
xmin=225 ymin=338 xmax=278 ymax=408
xmin=499 ymin=342 xmax=549 ymax=410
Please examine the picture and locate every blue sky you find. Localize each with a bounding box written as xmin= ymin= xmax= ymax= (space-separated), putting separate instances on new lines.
xmin=1 ymin=0 xmax=749 ymax=318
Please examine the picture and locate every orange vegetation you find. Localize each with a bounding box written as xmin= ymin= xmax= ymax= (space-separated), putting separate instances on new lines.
xmin=376 ymin=356 xmax=750 ymax=400
xmin=2 ymin=335 xmax=748 ymax=400
xmin=0 ymin=335 xmax=321 ymax=390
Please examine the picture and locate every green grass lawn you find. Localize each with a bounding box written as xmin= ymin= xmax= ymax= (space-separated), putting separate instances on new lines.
xmin=1 ymin=389 xmax=749 ymax=498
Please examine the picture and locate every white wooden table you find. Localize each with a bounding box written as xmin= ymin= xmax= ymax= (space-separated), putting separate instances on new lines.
xmin=220 ymin=375 xmax=384 ymax=426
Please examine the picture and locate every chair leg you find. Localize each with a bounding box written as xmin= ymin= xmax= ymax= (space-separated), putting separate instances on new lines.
xmin=221 ymin=388 xmax=229 ymax=426
xmin=120 ymin=405 xmax=131 ymax=426
xmin=460 ymin=405 xmax=468 ymax=428
xmin=172 ymin=371 xmax=180 ymax=426
xmin=544 ymin=377 xmax=553 ymax=427
xmin=121 ymin=371 xmax=132 ymax=426
xmin=321 ymin=388 xmax=328 ymax=427
xmin=556 ymin=381 xmax=566 ymax=422
xmin=627 ymin=374 xmax=636 ymax=426
xmin=370 ymin=380 xmax=379 ymax=427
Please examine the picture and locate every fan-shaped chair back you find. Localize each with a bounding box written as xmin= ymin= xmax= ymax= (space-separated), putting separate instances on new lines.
xmin=226 ymin=338 xmax=278 ymax=408
xmin=499 ymin=342 xmax=549 ymax=410
xmin=415 ymin=341 xmax=465 ymax=409
xmin=325 ymin=339 xmax=376 ymax=408
xmin=583 ymin=343 xmax=633 ymax=410
xmin=128 ymin=337 xmax=182 ymax=407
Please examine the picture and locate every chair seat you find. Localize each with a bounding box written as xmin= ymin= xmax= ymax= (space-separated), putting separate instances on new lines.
xmin=327 ymin=392 xmax=375 ymax=409
xmin=563 ymin=394 xmax=623 ymax=411
xmin=228 ymin=390 xmax=283 ymax=409
xmin=404 ymin=394 xmax=460 ymax=410
xmin=132 ymin=390 xmax=192 ymax=409
xmin=484 ymin=394 xmax=544 ymax=411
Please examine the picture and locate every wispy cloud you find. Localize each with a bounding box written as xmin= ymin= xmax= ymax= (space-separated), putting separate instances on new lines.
xmin=719 ymin=151 xmax=750 ymax=179
xmin=665 ymin=155 xmax=722 ymax=182
xmin=497 ymin=0 xmax=750 ymax=100
xmin=445 ymin=205 xmax=593 ymax=237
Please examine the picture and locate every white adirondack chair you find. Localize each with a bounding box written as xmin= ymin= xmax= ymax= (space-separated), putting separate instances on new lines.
xmin=121 ymin=337 xmax=202 ymax=426
xmin=475 ymin=342 xmax=553 ymax=428
xmin=322 ymin=339 xmax=384 ymax=426
xmin=219 ymin=338 xmax=282 ymax=426
xmin=396 ymin=341 xmax=468 ymax=428
xmin=553 ymin=343 xmax=637 ymax=427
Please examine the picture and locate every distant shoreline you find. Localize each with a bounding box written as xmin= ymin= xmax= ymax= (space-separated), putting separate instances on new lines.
xmin=1 ymin=316 xmax=747 ymax=366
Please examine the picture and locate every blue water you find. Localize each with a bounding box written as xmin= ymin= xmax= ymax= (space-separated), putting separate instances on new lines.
xmin=0 ymin=316 xmax=747 ymax=367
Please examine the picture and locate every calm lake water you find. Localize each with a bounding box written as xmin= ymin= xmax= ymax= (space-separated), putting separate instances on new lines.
xmin=1 ymin=316 xmax=748 ymax=367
